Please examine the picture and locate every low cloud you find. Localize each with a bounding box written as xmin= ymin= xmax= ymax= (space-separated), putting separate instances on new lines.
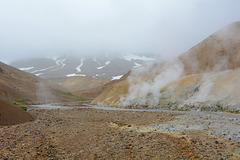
xmin=121 ymin=58 xmax=184 ymax=107
xmin=0 ymin=0 xmax=240 ymax=63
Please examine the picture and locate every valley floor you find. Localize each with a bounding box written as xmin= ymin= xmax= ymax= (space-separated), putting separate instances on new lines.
xmin=0 ymin=106 xmax=240 ymax=159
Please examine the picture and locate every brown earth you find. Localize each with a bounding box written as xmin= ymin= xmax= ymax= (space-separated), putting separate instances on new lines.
xmin=0 ymin=99 xmax=33 ymax=126
xmin=0 ymin=61 xmax=39 ymax=101
xmin=92 ymin=79 xmax=129 ymax=104
xmin=49 ymin=75 xmax=127 ymax=99
xmin=160 ymin=68 xmax=240 ymax=108
xmin=0 ymin=61 xmax=85 ymax=104
xmin=74 ymin=76 xmax=128 ymax=99
xmin=50 ymin=76 xmax=110 ymax=92
xmin=73 ymin=85 xmax=106 ymax=99
xmin=179 ymin=21 xmax=240 ymax=75
xmin=0 ymin=108 xmax=239 ymax=159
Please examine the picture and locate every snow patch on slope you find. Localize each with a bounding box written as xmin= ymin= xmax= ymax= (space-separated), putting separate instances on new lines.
xmin=93 ymin=57 xmax=101 ymax=65
xmin=111 ymin=75 xmax=123 ymax=81
xmin=97 ymin=66 xmax=104 ymax=70
xmin=122 ymin=54 xmax=156 ymax=61
xmin=133 ymin=62 xmax=141 ymax=68
xmin=35 ymin=73 xmax=43 ymax=76
xmin=76 ymin=58 xmax=84 ymax=72
xmin=66 ymin=73 xmax=86 ymax=77
xmin=31 ymin=66 xmax=55 ymax=73
xmin=52 ymin=56 xmax=66 ymax=68
xmin=97 ymin=61 xmax=110 ymax=70
xmin=19 ymin=67 xmax=34 ymax=71
xmin=52 ymin=57 xmax=61 ymax=65
xmin=60 ymin=58 xmax=66 ymax=68
xmin=105 ymin=61 xmax=110 ymax=65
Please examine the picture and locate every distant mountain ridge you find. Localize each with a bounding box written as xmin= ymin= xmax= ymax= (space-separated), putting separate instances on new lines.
xmin=11 ymin=53 xmax=159 ymax=80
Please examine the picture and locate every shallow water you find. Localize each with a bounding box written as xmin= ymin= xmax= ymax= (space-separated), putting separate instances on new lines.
xmin=28 ymin=104 xmax=81 ymax=109
xmin=30 ymin=104 xmax=239 ymax=118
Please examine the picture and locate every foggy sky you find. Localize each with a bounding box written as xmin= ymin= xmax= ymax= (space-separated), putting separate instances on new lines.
xmin=0 ymin=0 xmax=240 ymax=63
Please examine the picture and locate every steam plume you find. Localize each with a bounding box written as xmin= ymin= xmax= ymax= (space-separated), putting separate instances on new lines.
xmin=121 ymin=58 xmax=184 ymax=107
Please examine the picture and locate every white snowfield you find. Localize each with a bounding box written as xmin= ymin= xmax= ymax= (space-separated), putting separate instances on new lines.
xmin=134 ymin=62 xmax=142 ymax=68
xmin=15 ymin=54 xmax=160 ymax=79
xmin=35 ymin=73 xmax=43 ymax=76
xmin=28 ymin=57 xmax=66 ymax=74
xmin=122 ymin=54 xmax=156 ymax=61
xmin=76 ymin=58 xmax=84 ymax=72
xmin=52 ymin=57 xmax=66 ymax=68
xmin=66 ymin=73 xmax=86 ymax=77
xmin=52 ymin=56 xmax=60 ymax=65
xmin=31 ymin=66 xmax=55 ymax=73
xmin=19 ymin=67 xmax=34 ymax=71
xmin=111 ymin=75 xmax=123 ymax=81
xmin=93 ymin=57 xmax=101 ymax=65
xmin=105 ymin=61 xmax=110 ymax=65
xmin=97 ymin=66 xmax=104 ymax=70
xmin=97 ymin=61 xmax=110 ymax=70
xmin=60 ymin=58 xmax=66 ymax=68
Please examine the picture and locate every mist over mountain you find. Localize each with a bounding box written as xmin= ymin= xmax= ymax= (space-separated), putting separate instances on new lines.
xmin=1 ymin=0 xmax=240 ymax=63
xmin=11 ymin=53 xmax=159 ymax=80
xmin=92 ymin=21 xmax=240 ymax=113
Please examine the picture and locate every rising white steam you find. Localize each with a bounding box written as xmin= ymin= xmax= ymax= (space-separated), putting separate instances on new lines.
xmin=121 ymin=58 xmax=184 ymax=107
xmin=36 ymin=81 xmax=57 ymax=104
xmin=183 ymin=70 xmax=234 ymax=105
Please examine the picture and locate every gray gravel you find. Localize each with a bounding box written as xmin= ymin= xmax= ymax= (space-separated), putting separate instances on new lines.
xmin=89 ymin=106 xmax=240 ymax=142
xmin=149 ymin=113 xmax=240 ymax=141
xmin=30 ymin=105 xmax=240 ymax=142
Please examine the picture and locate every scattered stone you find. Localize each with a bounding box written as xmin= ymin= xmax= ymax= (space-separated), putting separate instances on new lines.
xmin=0 ymin=107 xmax=239 ymax=159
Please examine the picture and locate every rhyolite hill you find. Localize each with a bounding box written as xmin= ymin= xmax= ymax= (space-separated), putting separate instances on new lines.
xmin=92 ymin=21 xmax=240 ymax=113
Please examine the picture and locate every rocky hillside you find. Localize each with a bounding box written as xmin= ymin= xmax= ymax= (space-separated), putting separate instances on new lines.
xmin=0 ymin=61 xmax=83 ymax=104
xmin=11 ymin=53 xmax=158 ymax=80
xmin=92 ymin=21 xmax=240 ymax=113
xmin=0 ymin=99 xmax=33 ymax=126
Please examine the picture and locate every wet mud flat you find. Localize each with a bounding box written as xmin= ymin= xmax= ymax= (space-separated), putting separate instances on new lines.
xmin=0 ymin=107 xmax=240 ymax=159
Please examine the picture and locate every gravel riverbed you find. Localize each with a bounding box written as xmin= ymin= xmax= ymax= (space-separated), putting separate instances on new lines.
xmin=0 ymin=106 xmax=240 ymax=159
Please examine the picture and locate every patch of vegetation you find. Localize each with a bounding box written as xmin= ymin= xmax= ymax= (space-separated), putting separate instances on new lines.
xmin=181 ymin=146 xmax=190 ymax=150
xmin=57 ymin=91 xmax=88 ymax=101
xmin=31 ymin=102 xmax=42 ymax=105
xmin=6 ymin=98 xmax=28 ymax=104
xmin=18 ymin=105 xmax=27 ymax=111
xmin=194 ymin=155 xmax=200 ymax=159
xmin=113 ymin=122 xmax=128 ymax=127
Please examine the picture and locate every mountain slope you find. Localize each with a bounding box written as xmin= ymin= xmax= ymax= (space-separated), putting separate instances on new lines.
xmin=0 ymin=99 xmax=33 ymax=126
xmin=92 ymin=21 xmax=240 ymax=112
xmin=10 ymin=54 xmax=158 ymax=80
xmin=73 ymin=74 xmax=129 ymax=99
xmin=53 ymin=76 xmax=110 ymax=92
xmin=179 ymin=21 xmax=240 ymax=75
xmin=0 ymin=61 xmax=80 ymax=104
xmin=157 ymin=69 xmax=240 ymax=112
